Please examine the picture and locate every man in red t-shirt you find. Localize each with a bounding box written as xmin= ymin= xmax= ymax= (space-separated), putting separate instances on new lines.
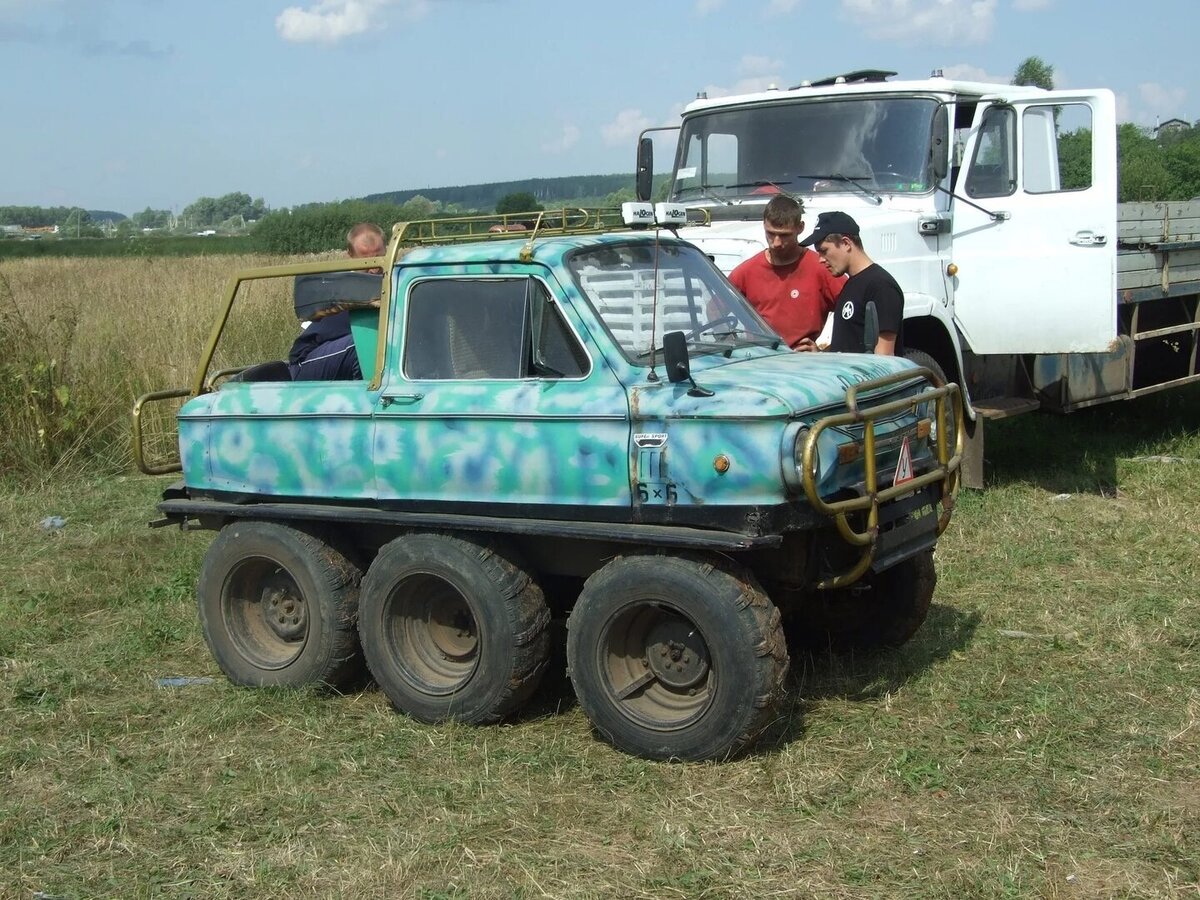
xmin=728 ymin=195 xmax=844 ymax=351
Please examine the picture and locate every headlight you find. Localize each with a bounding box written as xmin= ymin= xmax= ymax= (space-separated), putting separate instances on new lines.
xmin=781 ymin=422 xmax=818 ymax=492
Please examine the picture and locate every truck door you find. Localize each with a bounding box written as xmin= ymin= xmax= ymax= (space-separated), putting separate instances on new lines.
xmin=949 ymin=89 xmax=1117 ymax=354
xmin=371 ymin=268 xmax=631 ymax=510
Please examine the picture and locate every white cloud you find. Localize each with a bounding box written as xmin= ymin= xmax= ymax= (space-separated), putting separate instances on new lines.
xmin=739 ymin=54 xmax=784 ymax=76
xmin=275 ymin=0 xmax=428 ymax=44
xmin=1122 ymin=82 xmax=1188 ymax=126
xmin=843 ymin=0 xmax=997 ymax=45
xmin=1011 ymin=0 xmax=1050 ymax=9
xmin=939 ymin=62 xmax=1008 ymax=84
xmin=602 ymin=109 xmax=655 ymax=147
xmin=689 ymin=54 xmax=789 ymax=99
xmin=695 ymin=0 xmax=723 ymax=15
xmin=542 ymin=124 xmax=581 ymax=154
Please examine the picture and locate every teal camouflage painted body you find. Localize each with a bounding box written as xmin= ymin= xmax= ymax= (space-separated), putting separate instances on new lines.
xmin=178 ymin=232 xmax=933 ymax=515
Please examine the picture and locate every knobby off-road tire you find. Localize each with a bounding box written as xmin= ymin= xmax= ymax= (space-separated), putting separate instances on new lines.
xmin=197 ymin=521 xmax=364 ymax=690
xmin=358 ymin=532 xmax=550 ymax=724
xmin=903 ymin=349 xmax=947 ymax=386
xmin=904 ymin=348 xmax=957 ymax=453
xmin=566 ymin=553 xmax=789 ymax=761
xmin=803 ymin=549 xmax=937 ymax=651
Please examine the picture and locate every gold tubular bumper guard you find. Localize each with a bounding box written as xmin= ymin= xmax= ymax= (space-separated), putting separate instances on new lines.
xmin=800 ymin=367 xmax=963 ymax=589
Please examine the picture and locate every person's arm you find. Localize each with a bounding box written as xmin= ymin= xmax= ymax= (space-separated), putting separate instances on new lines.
xmin=873 ymin=277 xmax=904 ymax=356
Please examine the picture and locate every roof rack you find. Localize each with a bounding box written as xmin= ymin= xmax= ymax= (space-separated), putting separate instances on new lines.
xmin=791 ymin=69 xmax=897 ymax=90
xmin=393 ymin=207 xmax=627 ymax=247
xmin=391 ymin=205 xmax=711 ymax=257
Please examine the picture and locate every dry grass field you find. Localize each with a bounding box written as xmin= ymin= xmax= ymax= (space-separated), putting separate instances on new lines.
xmin=0 ymin=256 xmax=1197 ymax=898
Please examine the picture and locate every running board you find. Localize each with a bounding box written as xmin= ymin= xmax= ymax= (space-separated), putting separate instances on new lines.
xmin=972 ymin=397 xmax=1041 ymax=419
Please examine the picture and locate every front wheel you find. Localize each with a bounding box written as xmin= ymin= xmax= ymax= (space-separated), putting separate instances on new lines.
xmin=566 ymin=553 xmax=788 ymax=761
xmin=800 ymin=550 xmax=937 ymax=651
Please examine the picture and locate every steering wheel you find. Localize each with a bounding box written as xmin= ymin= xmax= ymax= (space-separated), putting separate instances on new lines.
xmin=686 ymin=314 xmax=739 ymax=341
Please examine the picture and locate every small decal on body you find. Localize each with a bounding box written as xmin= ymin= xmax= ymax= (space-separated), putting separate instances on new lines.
xmin=633 ymin=432 xmax=668 ymax=448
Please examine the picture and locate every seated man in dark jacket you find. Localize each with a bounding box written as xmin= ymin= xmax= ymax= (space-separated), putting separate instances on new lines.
xmin=288 ymin=308 xmax=363 ymax=380
xmin=288 ymin=223 xmax=385 ymax=381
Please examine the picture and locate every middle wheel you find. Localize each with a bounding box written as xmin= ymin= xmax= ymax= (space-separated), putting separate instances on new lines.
xmin=359 ymin=532 xmax=550 ymax=724
xmin=566 ymin=553 xmax=789 ymax=761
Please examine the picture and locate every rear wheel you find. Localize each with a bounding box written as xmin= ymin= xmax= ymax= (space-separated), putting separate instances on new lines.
xmin=358 ymin=532 xmax=550 ymax=724
xmin=799 ymin=550 xmax=937 ymax=651
xmin=197 ymin=521 xmax=364 ymax=690
xmin=566 ymin=553 xmax=788 ymax=761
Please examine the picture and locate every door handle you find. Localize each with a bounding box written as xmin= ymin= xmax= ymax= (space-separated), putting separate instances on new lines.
xmin=1070 ymin=231 xmax=1107 ymax=246
xmin=380 ymin=393 xmax=424 ymax=408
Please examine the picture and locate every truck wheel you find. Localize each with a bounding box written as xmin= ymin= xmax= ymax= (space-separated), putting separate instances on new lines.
xmin=197 ymin=521 xmax=364 ymax=690
xmin=904 ymin=348 xmax=947 ymax=385
xmin=358 ymin=532 xmax=550 ymax=724
xmin=566 ymin=553 xmax=789 ymax=761
xmin=803 ymin=550 xmax=936 ymax=651
xmin=905 ymin=349 xmax=956 ymax=452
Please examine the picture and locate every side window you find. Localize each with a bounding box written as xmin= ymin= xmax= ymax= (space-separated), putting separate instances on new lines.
xmin=403 ymin=278 xmax=587 ymax=380
xmin=529 ymin=280 xmax=589 ymax=378
xmin=707 ymin=133 xmax=738 ymax=188
xmin=1024 ymin=103 xmax=1093 ymax=193
xmin=965 ymin=105 xmax=1016 ymax=198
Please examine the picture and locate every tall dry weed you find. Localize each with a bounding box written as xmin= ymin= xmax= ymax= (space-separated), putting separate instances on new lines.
xmin=0 ymin=254 xmax=300 ymax=479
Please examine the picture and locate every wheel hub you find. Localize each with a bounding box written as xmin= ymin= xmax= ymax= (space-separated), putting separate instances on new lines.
xmin=261 ymin=576 xmax=307 ymax=641
xmin=645 ymin=618 xmax=709 ymax=689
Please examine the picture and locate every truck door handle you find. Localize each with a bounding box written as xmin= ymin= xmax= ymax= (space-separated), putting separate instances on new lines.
xmin=380 ymin=393 xmax=424 ymax=407
xmin=1070 ymin=231 xmax=1107 ymax=246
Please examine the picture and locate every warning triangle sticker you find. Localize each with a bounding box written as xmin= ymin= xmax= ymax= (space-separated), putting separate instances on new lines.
xmin=893 ymin=435 xmax=914 ymax=487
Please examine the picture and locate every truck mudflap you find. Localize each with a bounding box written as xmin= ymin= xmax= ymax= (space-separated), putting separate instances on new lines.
xmin=800 ymin=367 xmax=963 ymax=589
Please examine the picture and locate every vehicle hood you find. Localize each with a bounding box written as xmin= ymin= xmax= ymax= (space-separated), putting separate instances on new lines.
xmin=630 ymin=348 xmax=922 ymax=420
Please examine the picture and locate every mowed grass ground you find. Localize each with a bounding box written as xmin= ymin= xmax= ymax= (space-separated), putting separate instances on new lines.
xmin=1 ymin=384 xmax=1197 ymax=899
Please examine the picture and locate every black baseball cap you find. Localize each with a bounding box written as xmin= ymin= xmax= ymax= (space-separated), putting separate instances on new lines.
xmin=799 ymin=211 xmax=861 ymax=246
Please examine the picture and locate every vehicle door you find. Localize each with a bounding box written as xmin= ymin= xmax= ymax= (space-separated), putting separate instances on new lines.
xmin=371 ymin=266 xmax=632 ymax=511
xmin=949 ymin=89 xmax=1117 ymax=353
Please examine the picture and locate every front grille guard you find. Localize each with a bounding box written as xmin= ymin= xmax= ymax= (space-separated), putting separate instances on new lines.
xmin=800 ymin=367 xmax=963 ymax=589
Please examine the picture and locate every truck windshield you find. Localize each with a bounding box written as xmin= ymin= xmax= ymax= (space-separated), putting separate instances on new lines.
xmin=672 ymin=96 xmax=939 ymax=201
xmin=567 ymin=240 xmax=779 ymax=363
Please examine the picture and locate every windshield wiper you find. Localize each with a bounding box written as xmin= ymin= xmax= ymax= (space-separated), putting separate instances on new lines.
xmin=724 ymin=179 xmax=794 ymax=193
xmin=674 ymin=183 xmax=732 ymax=206
xmin=820 ymin=173 xmax=883 ymax=205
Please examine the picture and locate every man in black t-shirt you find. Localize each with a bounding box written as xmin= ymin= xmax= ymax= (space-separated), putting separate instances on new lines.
xmin=800 ymin=211 xmax=904 ymax=356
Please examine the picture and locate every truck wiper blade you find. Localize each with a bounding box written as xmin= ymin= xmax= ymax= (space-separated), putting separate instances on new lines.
xmin=674 ymin=183 xmax=732 ymax=205
xmin=724 ymin=179 xmax=794 ymax=191
xmin=826 ymin=173 xmax=883 ymax=205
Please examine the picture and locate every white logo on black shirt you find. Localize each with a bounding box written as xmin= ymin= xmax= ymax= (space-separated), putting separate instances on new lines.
xmin=840 ymin=301 xmax=855 ymax=320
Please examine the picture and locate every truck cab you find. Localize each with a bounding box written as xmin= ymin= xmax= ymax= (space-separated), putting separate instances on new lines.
xmin=638 ymin=70 xmax=1122 ymax=476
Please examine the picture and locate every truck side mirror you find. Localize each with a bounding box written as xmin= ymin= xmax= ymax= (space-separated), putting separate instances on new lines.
xmin=930 ymin=105 xmax=949 ymax=183
xmin=636 ymin=137 xmax=654 ymax=202
xmin=864 ymin=301 xmax=879 ymax=352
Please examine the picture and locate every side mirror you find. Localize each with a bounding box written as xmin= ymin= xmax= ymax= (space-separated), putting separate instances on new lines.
xmin=930 ymin=105 xmax=949 ymax=182
xmin=864 ymin=301 xmax=879 ymax=352
xmin=662 ymin=331 xmax=691 ymax=383
xmin=636 ymin=137 xmax=654 ymax=202
xmin=663 ymin=331 xmax=714 ymax=397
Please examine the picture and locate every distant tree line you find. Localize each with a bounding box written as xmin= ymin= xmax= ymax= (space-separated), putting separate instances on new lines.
xmin=364 ymin=174 xmax=631 ymax=211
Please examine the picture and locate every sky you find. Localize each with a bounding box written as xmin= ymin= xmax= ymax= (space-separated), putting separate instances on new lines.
xmin=2 ymin=0 xmax=1196 ymax=215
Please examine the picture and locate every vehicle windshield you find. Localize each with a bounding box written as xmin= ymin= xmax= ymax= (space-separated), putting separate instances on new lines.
xmin=671 ymin=96 xmax=938 ymax=201
xmin=566 ymin=240 xmax=780 ymax=363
